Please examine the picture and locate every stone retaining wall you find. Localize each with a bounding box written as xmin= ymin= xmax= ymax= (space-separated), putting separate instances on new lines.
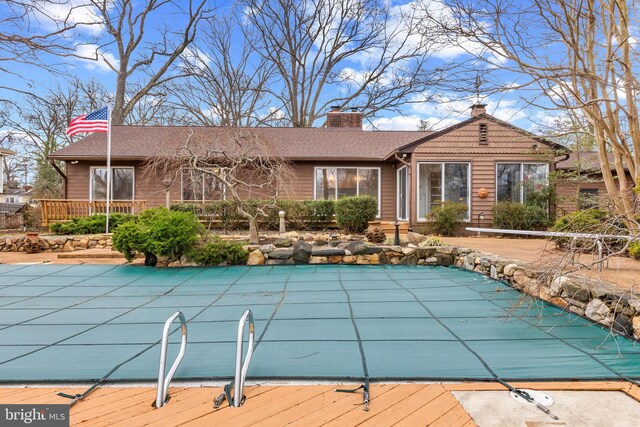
xmin=1 ymin=235 xmax=113 ymax=253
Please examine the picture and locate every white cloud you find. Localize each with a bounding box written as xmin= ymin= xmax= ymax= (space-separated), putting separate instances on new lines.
xmin=74 ymin=44 xmax=118 ymax=73
xmin=36 ymin=1 xmax=104 ymax=36
xmin=368 ymin=114 xmax=459 ymax=131
xmin=181 ymin=47 xmax=212 ymax=70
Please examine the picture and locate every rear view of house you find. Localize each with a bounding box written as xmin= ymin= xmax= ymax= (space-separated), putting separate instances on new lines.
xmin=47 ymin=104 xmax=563 ymax=229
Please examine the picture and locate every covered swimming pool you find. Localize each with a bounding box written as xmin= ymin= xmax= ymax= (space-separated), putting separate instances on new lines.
xmin=0 ymin=264 xmax=639 ymax=383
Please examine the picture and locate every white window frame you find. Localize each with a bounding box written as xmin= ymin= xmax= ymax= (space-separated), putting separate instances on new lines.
xmin=416 ymin=161 xmax=471 ymax=222
xmin=313 ymin=166 xmax=382 ymax=218
xmin=495 ymin=162 xmax=549 ymax=204
xmin=89 ymin=166 xmax=135 ymax=201
xmin=180 ymin=168 xmax=226 ymax=202
xmin=396 ymin=165 xmax=409 ymax=221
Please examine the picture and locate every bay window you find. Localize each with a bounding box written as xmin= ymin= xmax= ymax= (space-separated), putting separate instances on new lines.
xmin=90 ymin=167 xmax=134 ymax=201
xmin=497 ymin=163 xmax=548 ymax=203
xmin=418 ymin=162 xmax=470 ymax=220
xmin=314 ymin=167 xmax=380 ymax=215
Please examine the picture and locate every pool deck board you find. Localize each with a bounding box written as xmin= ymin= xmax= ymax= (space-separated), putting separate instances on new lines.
xmin=0 ymin=381 xmax=636 ymax=426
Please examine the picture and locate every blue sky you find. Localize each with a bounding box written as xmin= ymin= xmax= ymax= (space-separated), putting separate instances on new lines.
xmin=0 ymin=0 xmax=554 ymax=133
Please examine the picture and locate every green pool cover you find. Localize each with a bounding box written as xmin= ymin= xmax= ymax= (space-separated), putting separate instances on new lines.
xmin=0 ymin=264 xmax=639 ymax=383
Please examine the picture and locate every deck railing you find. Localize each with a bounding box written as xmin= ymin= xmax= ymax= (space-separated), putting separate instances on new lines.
xmin=39 ymin=199 xmax=146 ymax=226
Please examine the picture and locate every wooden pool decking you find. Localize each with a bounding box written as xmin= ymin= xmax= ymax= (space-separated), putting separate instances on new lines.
xmin=0 ymin=381 xmax=638 ymax=426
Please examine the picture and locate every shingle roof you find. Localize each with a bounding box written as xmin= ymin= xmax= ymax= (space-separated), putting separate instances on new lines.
xmin=556 ymin=151 xmax=624 ymax=172
xmin=49 ymin=126 xmax=433 ymax=161
xmin=0 ymin=203 xmax=26 ymax=214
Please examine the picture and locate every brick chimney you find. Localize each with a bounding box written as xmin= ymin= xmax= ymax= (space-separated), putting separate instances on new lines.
xmin=326 ymin=106 xmax=363 ymax=129
xmin=470 ymin=103 xmax=487 ymax=117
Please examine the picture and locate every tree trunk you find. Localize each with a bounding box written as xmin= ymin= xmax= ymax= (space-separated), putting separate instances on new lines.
xmin=248 ymin=217 xmax=259 ymax=245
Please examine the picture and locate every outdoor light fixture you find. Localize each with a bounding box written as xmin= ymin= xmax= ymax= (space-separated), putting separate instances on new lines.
xmin=394 ymin=221 xmax=401 ymax=246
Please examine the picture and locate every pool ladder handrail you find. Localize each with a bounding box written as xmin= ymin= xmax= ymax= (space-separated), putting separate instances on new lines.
xmin=233 ymin=309 xmax=255 ymax=406
xmin=213 ymin=309 xmax=255 ymax=408
xmin=155 ymin=311 xmax=188 ymax=408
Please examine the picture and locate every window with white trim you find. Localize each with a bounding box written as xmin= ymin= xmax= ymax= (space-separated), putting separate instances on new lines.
xmin=181 ymin=168 xmax=225 ymax=202
xmin=314 ymin=167 xmax=380 ymax=215
xmin=417 ymin=162 xmax=470 ymax=220
xmin=496 ymin=163 xmax=548 ymax=203
xmin=90 ymin=167 xmax=134 ymax=200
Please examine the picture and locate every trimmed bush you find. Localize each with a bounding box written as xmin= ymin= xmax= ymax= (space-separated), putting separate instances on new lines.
xmin=187 ymin=236 xmax=248 ymax=266
xmin=170 ymin=199 xmax=336 ymax=231
xmin=492 ymin=201 xmax=550 ymax=230
xmin=50 ymin=213 xmax=135 ymax=235
xmin=427 ymin=201 xmax=467 ymax=236
xmin=551 ymin=209 xmax=606 ymax=234
xmin=334 ymin=196 xmax=378 ymax=233
xmin=112 ymin=208 xmax=204 ymax=263
xmin=300 ymin=200 xmax=335 ymax=230
xmin=628 ymin=241 xmax=640 ymax=260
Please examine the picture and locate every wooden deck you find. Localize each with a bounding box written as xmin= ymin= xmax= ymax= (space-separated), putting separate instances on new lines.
xmin=0 ymin=381 xmax=638 ymax=426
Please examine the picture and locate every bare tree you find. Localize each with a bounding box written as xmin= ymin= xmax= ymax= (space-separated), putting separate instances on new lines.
xmin=0 ymin=131 xmax=30 ymax=189
xmin=169 ymin=16 xmax=276 ymax=127
xmin=239 ymin=0 xmax=451 ymax=127
xmin=426 ymin=0 xmax=640 ymax=232
xmin=0 ymin=0 xmax=102 ymax=99
xmin=147 ymin=130 xmax=293 ymax=243
xmin=89 ymin=0 xmax=210 ymax=125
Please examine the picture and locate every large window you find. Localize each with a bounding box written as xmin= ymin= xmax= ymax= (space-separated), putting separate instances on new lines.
xmin=90 ymin=167 xmax=134 ymax=200
xmin=417 ymin=162 xmax=470 ymax=220
xmin=397 ymin=166 xmax=408 ymax=220
xmin=497 ymin=163 xmax=548 ymax=203
xmin=181 ymin=168 xmax=225 ymax=201
xmin=314 ymin=167 xmax=381 ymax=215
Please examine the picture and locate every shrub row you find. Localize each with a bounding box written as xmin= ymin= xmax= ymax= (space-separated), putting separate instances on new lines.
xmin=171 ymin=197 xmax=377 ymax=233
xmin=492 ymin=201 xmax=550 ymax=230
xmin=171 ymin=199 xmax=335 ymax=231
xmin=50 ymin=213 xmax=136 ymax=235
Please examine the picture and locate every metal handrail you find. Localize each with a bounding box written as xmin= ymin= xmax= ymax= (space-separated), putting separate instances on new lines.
xmin=466 ymin=227 xmax=634 ymax=241
xmin=233 ymin=309 xmax=255 ymax=407
xmin=155 ymin=311 xmax=188 ymax=408
xmin=466 ymin=227 xmax=637 ymax=272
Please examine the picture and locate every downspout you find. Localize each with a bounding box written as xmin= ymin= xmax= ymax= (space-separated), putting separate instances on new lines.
xmin=49 ymin=159 xmax=67 ymax=198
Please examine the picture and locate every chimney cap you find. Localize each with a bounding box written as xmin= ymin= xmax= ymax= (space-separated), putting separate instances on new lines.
xmin=330 ymin=105 xmax=342 ymax=112
xmin=470 ymin=103 xmax=487 ymax=117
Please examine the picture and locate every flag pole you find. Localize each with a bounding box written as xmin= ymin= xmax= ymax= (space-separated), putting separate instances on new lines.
xmin=105 ymin=106 xmax=112 ymax=234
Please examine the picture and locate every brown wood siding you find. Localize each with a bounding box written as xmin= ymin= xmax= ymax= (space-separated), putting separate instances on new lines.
xmin=556 ymin=178 xmax=608 ymax=215
xmin=65 ymin=161 xmax=175 ymax=208
xmin=409 ymin=119 xmax=556 ymax=228
xmin=64 ymin=160 xmax=398 ymax=219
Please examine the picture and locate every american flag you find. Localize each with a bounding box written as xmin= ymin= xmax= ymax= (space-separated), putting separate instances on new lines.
xmin=66 ymin=107 xmax=109 ymax=136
